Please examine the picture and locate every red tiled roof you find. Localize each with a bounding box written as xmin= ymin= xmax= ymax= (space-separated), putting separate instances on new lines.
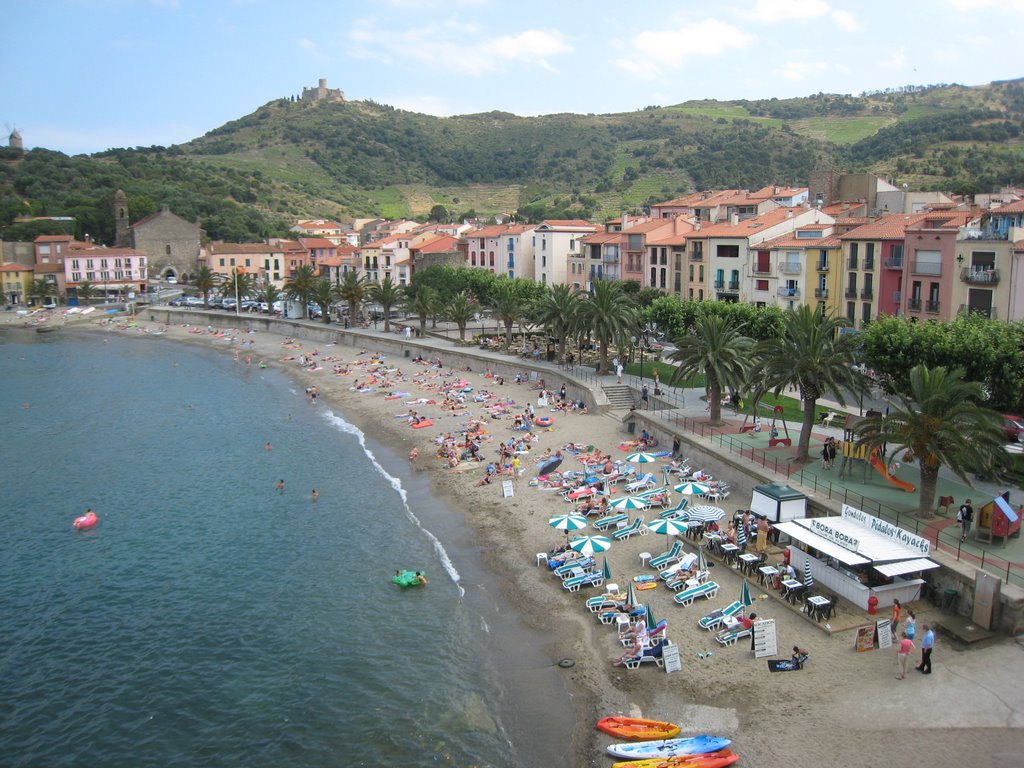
xmin=839 ymin=214 xmax=924 ymax=240
xmin=994 ymin=199 xmax=1024 ymax=214
xmin=690 ymin=207 xmax=806 ymax=237
xmin=0 ymin=263 xmax=33 ymax=272
xmin=207 ymin=242 xmax=283 ymax=254
xmin=297 ymin=237 xmax=336 ymax=249
xmin=540 ymin=219 xmax=599 ymax=228
xmin=415 ymin=235 xmax=461 ymax=253
xmin=34 ymin=235 xmax=73 ymax=243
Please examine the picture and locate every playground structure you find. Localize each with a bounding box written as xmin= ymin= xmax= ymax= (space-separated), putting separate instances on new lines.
xmin=837 ymin=414 xmax=916 ymax=493
xmin=740 ymin=403 xmax=792 ymax=447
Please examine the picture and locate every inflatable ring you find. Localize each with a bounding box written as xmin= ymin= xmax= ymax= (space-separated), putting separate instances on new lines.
xmin=557 ymin=658 xmax=575 ymax=669
xmin=535 ymin=415 xmax=554 ymax=427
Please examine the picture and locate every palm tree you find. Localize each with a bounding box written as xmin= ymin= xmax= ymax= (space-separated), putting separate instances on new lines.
xmin=668 ymin=313 xmax=753 ymax=425
xmin=76 ymin=280 xmax=96 ymax=306
xmin=283 ymin=264 xmax=318 ymax=318
xmin=853 ymin=365 xmax=1007 ymax=517
xmin=445 ymin=291 xmax=478 ymax=341
xmin=756 ymin=305 xmax=864 ymax=462
xmin=222 ymin=270 xmax=254 ymax=311
xmin=337 ymin=271 xmax=367 ymax=325
xmin=308 ymin=279 xmax=337 ymax=324
xmin=537 ymin=283 xmax=581 ymax=364
xmin=405 ymin=285 xmax=437 ymax=338
xmin=193 ymin=266 xmax=217 ymax=307
xmin=367 ymin=275 xmax=402 ymax=333
xmin=487 ymin=279 xmax=528 ymax=347
xmin=257 ymin=283 xmax=281 ymax=313
xmin=576 ymin=280 xmax=637 ymax=374
xmin=31 ymin=278 xmax=56 ymax=307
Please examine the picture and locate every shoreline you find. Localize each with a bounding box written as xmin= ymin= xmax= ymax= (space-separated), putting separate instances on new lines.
xmin=48 ymin=312 xmax=1024 ymax=768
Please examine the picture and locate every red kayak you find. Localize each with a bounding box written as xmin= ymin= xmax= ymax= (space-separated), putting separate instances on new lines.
xmin=597 ymin=716 xmax=681 ymax=741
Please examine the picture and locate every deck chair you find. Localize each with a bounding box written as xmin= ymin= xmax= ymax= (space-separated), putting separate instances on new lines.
xmin=659 ymin=498 xmax=689 ymax=519
xmin=593 ymin=512 xmax=628 ymax=531
xmin=698 ymin=601 xmax=744 ymax=631
xmin=660 ymin=552 xmax=698 ymax=580
xmin=649 ymin=541 xmax=684 ymax=570
xmin=612 ymin=517 xmax=646 ymax=541
xmin=553 ymin=557 xmax=594 ymax=578
xmin=622 ymin=639 xmax=671 ymax=670
xmin=562 ymin=571 xmax=604 ymax=592
xmin=673 ymin=580 xmax=719 ymax=606
xmin=624 ymin=473 xmax=657 ymax=494
xmin=666 ymin=569 xmax=709 ymax=592
xmin=715 ymin=625 xmax=752 ymax=646
xmin=598 ymin=604 xmax=646 ymax=625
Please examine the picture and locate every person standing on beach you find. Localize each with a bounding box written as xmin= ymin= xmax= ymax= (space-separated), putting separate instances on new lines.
xmin=916 ymin=624 xmax=934 ymax=674
xmin=896 ymin=631 xmax=915 ymax=679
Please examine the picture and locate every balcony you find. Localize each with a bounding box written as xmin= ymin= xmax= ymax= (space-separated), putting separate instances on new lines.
xmin=751 ymin=265 xmax=771 ymax=275
xmin=779 ymin=262 xmax=801 ymax=274
xmin=728 ymin=280 xmax=740 ymax=290
xmin=860 ymin=289 xmax=874 ymax=300
xmin=814 ymin=287 xmax=828 ymax=298
xmin=778 ymin=287 xmax=799 ymax=298
xmin=959 ymin=304 xmax=997 ymax=319
xmin=689 ymin=251 xmax=703 ymax=261
xmin=912 ymin=262 xmax=942 ymax=276
xmin=926 ymin=300 xmax=940 ymax=314
xmin=961 ymin=228 xmax=1008 ymax=241
xmin=844 ymin=288 xmax=858 ymax=299
xmin=847 ymin=258 xmax=858 ymax=270
xmin=960 ymin=267 xmax=999 ymax=284
xmin=864 ymin=257 xmax=875 ymax=271
xmin=713 ymin=280 xmax=725 ymax=290
xmin=883 ymin=257 xmax=904 ymax=269
xmin=816 ymin=261 xmax=829 ymax=272
xmin=908 ymin=297 xmax=922 ymax=311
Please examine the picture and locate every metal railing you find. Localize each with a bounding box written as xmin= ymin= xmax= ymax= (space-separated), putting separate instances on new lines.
xmin=814 ymin=288 xmax=828 ymax=298
xmin=960 ymin=268 xmax=999 ymax=284
xmin=883 ymin=257 xmax=904 ymax=269
xmin=926 ymin=300 xmax=940 ymax=313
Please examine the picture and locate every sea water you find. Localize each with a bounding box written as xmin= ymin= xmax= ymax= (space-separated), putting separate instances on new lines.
xmin=0 ymin=332 xmax=573 ymax=768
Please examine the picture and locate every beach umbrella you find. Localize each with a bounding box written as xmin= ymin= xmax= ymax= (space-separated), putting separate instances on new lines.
xmin=735 ymin=518 xmax=748 ymax=548
xmin=673 ymin=481 xmax=710 ymax=496
xmin=803 ymin=558 xmax=814 ymax=590
xmin=569 ymin=535 xmax=612 ymax=557
xmin=602 ymin=555 xmax=612 ymax=581
xmin=626 ymin=580 xmax=639 ymax=609
xmin=609 ymin=495 xmax=650 ymax=511
xmin=687 ymin=505 xmax=727 ymax=523
xmin=538 ymin=455 xmax=564 ymax=476
xmin=740 ymin=580 xmax=753 ymax=607
xmin=646 ymin=517 xmax=688 ymax=544
xmin=548 ymin=514 xmax=588 ymax=534
xmin=644 ymin=603 xmax=658 ymax=632
xmin=626 ymin=452 xmax=658 ymax=464
xmin=696 ymin=548 xmax=708 ymax=572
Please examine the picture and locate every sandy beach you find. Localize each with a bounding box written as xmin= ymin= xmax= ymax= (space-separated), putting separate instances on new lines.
xmin=33 ymin=308 xmax=1023 ymax=768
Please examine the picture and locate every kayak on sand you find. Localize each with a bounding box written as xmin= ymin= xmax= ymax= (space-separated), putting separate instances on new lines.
xmin=606 ymin=735 xmax=731 ymax=760
xmin=612 ymin=749 xmax=740 ymax=768
xmin=596 ymin=716 xmax=681 ymax=741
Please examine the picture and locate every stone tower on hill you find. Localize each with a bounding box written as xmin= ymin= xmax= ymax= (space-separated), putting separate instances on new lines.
xmin=301 ymin=78 xmax=344 ymax=103
xmin=9 ymin=128 xmax=23 ymax=151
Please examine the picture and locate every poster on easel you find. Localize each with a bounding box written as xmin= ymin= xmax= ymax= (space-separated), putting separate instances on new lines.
xmin=876 ymin=618 xmax=893 ymax=649
xmin=854 ymin=624 xmax=876 ymax=652
xmin=662 ymin=643 xmax=681 ymax=673
xmin=502 ymin=480 xmax=514 ymax=498
xmin=753 ymin=619 xmax=777 ymax=659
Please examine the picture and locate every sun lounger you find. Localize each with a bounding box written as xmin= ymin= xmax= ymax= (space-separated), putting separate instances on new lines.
xmin=658 ymin=498 xmax=689 ymax=519
xmin=660 ymin=552 xmax=698 ymax=580
xmin=649 ymin=541 xmax=685 ymax=570
xmin=621 ymin=639 xmax=672 ymax=670
xmin=673 ymin=580 xmax=720 ymax=606
xmin=553 ymin=557 xmax=594 ymax=578
xmin=562 ymin=571 xmax=605 ymax=592
xmin=624 ymin=473 xmax=657 ymax=494
xmin=715 ymin=626 xmax=752 ymax=646
xmin=598 ymin=604 xmax=646 ymax=625
xmin=593 ymin=513 xmax=628 ymax=531
xmin=698 ymin=600 xmax=745 ymax=631
xmin=612 ymin=517 xmax=647 ymax=541
xmin=665 ymin=569 xmax=709 ymax=591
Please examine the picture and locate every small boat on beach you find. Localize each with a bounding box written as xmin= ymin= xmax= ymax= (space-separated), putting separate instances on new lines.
xmin=596 ymin=716 xmax=680 ymax=741
xmin=607 ymin=735 xmax=731 ymax=760
xmin=612 ymin=748 xmax=740 ymax=768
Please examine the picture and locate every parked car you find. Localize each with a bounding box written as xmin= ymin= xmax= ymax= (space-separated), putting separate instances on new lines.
xmin=240 ymin=300 xmax=259 ymax=312
xmin=1001 ymin=414 xmax=1024 ymax=442
xmin=166 ymin=276 xmax=177 ymax=284
xmin=307 ymin=304 xmax=323 ymax=319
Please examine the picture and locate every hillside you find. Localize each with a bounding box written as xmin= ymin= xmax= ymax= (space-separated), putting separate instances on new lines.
xmin=1 ymin=78 xmax=1022 ymax=243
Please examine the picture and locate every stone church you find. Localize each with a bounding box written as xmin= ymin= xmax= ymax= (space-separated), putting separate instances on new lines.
xmin=113 ymin=190 xmax=203 ymax=280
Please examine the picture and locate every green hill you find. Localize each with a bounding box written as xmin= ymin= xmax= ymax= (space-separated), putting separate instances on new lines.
xmin=2 ymin=79 xmax=1022 ymax=243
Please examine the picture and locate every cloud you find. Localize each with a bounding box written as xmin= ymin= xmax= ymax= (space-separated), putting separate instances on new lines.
xmin=946 ymin=0 xmax=1024 ymax=10
xmin=752 ymin=0 xmax=830 ymax=21
xmin=884 ymin=47 xmax=907 ymax=70
xmin=614 ymin=19 xmax=753 ymax=77
xmin=777 ymin=60 xmax=828 ymax=81
xmin=831 ymin=9 xmax=861 ymax=31
xmin=297 ymin=37 xmax=327 ymax=62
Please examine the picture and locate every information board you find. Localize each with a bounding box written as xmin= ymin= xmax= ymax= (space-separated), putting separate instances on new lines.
xmin=854 ymin=624 xmax=876 ymax=652
xmin=876 ymin=618 xmax=893 ymax=649
xmin=753 ymin=619 xmax=778 ymax=659
xmin=502 ymin=480 xmax=514 ymax=498
xmin=662 ymin=642 xmax=681 ymax=674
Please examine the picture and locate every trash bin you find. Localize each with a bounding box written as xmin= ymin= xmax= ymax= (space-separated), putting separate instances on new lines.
xmin=942 ymin=589 xmax=959 ymax=611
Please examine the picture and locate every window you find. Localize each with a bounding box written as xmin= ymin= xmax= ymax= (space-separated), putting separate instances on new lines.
xmin=165 ymin=244 xmax=171 ymax=255
xmin=717 ymin=244 xmax=739 ymax=258
xmin=862 ymin=303 xmax=872 ymax=324
xmin=913 ymin=250 xmax=942 ymax=275
xmin=756 ymin=279 xmax=769 ymax=291
xmin=865 ymin=242 xmax=875 ymax=270
xmin=689 ymin=264 xmax=694 ymax=281
xmin=219 ymin=258 xmax=225 ymax=267
xmin=846 ymin=301 xmax=855 ymax=323
xmin=846 ymin=273 xmax=857 ymax=298
xmin=698 ymin=265 xmax=704 ymax=281
xmin=848 ymin=242 xmax=858 ymax=269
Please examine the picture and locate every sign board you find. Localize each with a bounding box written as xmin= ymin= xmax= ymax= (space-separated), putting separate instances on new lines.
xmin=876 ymin=618 xmax=893 ymax=649
xmin=529 ymin=371 xmax=538 ymax=382
xmin=662 ymin=642 xmax=681 ymax=673
xmin=502 ymin=480 xmax=514 ymax=499
xmin=805 ymin=517 xmax=860 ymax=552
xmin=855 ymin=624 xmax=876 ymax=652
xmin=753 ymin=619 xmax=778 ymax=659
xmin=842 ymin=504 xmax=930 ymax=555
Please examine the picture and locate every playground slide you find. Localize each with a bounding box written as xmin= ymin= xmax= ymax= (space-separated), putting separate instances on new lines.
xmin=868 ymin=451 xmax=916 ymax=493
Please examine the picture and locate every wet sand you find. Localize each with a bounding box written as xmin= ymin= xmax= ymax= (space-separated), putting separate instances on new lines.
xmin=56 ymin=311 xmax=1024 ymax=768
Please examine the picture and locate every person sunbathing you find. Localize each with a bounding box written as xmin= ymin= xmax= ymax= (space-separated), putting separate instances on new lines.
xmin=613 ymin=635 xmax=644 ymax=666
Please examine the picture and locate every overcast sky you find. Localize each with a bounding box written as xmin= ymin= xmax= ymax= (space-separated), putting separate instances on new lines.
xmin=3 ymin=0 xmax=1022 ymax=155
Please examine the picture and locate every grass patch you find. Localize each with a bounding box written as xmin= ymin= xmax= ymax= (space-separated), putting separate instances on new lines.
xmin=791 ymin=115 xmax=895 ymax=144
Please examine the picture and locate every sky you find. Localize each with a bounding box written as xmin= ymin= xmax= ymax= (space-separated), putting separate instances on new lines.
xmin=3 ymin=0 xmax=1023 ymax=156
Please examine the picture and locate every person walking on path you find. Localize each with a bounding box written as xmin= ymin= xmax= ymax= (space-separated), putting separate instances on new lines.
xmin=616 ymin=362 xmax=623 ymax=384
xmin=957 ymin=499 xmax=974 ymax=542
xmin=896 ymin=631 xmax=915 ymax=679
xmin=890 ymin=599 xmax=902 ymax=638
xmin=641 ymin=384 xmax=649 ymax=410
xmin=653 ymin=369 xmax=661 ymax=395
xmin=915 ymin=625 xmax=934 ymax=674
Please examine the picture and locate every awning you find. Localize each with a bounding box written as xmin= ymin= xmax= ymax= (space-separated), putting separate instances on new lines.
xmin=873 ymin=558 xmax=940 ymax=577
xmin=774 ymin=521 xmax=871 ymax=566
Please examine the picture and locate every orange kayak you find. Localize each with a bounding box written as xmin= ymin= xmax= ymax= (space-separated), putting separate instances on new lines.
xmin=596 ymin=716 xmax=681 ymax=741
xmin=612 ymin=748 xmax=740 ymax=768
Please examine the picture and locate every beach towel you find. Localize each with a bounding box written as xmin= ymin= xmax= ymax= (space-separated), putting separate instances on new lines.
xmin=767 ymin=655 xmax=808 ymax=672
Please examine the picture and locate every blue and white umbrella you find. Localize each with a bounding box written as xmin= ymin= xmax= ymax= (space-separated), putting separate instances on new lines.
xmin=696 ymin=547 xmax=708 ymax=572
xmin=735 ymin=517 xmax=748 ymax=547
xmin=803 ymin=558 xmax=814 ymax=589
xmin=646 ymin=517 xmax=688 ymax=543
xmin=609 ymin=495 xmax=650 ymax=511
xmin=673 ymin=480 xmax=710 ymax=496
xmin=686 ymin=504 xmax=727 ymax=523
xmin=548 ymin=513 xmax=588 ymax=533
xmin=626 ymin=452 xmax=659 ymax=464
xmin=570 ymin=535 xmax=612 ymax=557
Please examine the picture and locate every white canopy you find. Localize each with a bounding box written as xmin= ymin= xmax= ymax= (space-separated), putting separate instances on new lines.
xmin=773 ymin=521 xmax=871 ymax=566
xmin=873 ymin=558 xmax=940 ymax=577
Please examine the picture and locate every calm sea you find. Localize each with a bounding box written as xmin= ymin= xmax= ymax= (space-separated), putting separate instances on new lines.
xmin=0 ymin=331 xmax=573 ymax=768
